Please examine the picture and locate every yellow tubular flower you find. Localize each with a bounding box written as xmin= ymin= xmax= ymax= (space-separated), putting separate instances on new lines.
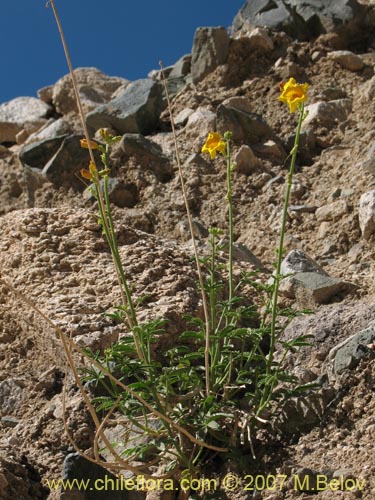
xmin=80 ymin=138 xmax=99 ymax=150
xmin=201 ymin=132 xmax=226 ymax=159
xmin=279 ymin=77 xmax=309 ymax=113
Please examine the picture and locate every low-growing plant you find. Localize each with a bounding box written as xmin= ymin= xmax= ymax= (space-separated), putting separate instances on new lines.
xmin=6 ymin=0 xmax=315 ymax=494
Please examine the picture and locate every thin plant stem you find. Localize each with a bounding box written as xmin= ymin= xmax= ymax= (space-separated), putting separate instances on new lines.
xmin=159 ymin=62 xmax=211 ymax=397
xmin=260 ymin=103 xmax=305 ymax=410
xmin=225 ymin=135 xmax=234 ymax=310
xmin=47 ymin=0 xmax=141 ymax=356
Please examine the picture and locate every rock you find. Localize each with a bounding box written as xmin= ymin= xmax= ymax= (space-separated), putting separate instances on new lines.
xmin=191 ymin=27 xmax=230 ymax=84
xmin=61 ymin=453 xmax=145 ymax=500
xmin=234 ymin=144 xmax=261 ymax=174
xmin=291 ymin=272 xmax=347 ymax=306
xmin=360 ymin=75 xmax=375 ymax=102
xmin=217 ymin=99 xmax=275 ymax=144
xmin=327 ymin=50 xmax=364 ymax=71
xmin=185 ymin=106 xmax=216 ymax=138
xmin=359 ymin=190 xmax=375 ymax=240
xmin=83 ymin=178 xmax=138 ymax=208
xmin=0 ymin=379 xmax=24 ymax=414
xmin=359 ymin=141 xmax=375 ymax=174
xmin=281 ymin=249 xmax=328 ymax=276
xmin=174 ymin=108 xmax=194 ymax=127
xmin=37 ymin=84 xmax=54 ymax=103
xmin=1 ymin=416 xmax=20 ymax=428
xmin=19 ymin=136 xmax=67 ymax=170
xmin=86 ymin=79 xmax=164 ymax=136
xmin=257 ymin=140 xmax=285 ymax=161
xmin=330 ymin=322 xmax=375 ymax=375
xmin=0 ymin=97 xmax=51 ymax=143
xmin=169 ymin=54 xmax=192 ymax=78
xmin=24 ymin=118 xmax=72 ymax=145
xmin=246 ymin=27 xmax=274 ymax=51
xmin=19 ymin=135 xmax=102 ymax=188
xmin=315 ymin=199 xmax=350 ymax=222
xmin=52 ymin=67 xmax=130 ymax=115
xmin=120 ymin=133 xmax=173 ymax=182
xmin=302 ymin=99 xmax=352 ymax=129
xmin=232 ymin=0 xmax=366 ymax=41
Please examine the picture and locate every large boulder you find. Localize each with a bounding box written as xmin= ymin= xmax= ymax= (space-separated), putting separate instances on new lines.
xmin=232 ymin=0 xmax=366 ymax=41
xmin=51 ymin=67 xmax=130 ymax=115
xmin=86 ymin=79 xmax=165 ymax=136
xmin=0 ymin=97 xmax=52 ymax=143
xmin=191 ymin=27 xmax=230 ymax=84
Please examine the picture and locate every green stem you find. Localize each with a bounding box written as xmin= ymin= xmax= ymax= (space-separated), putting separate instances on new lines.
xmin=260 ymin=104 xmax=305 ymax=410
xmin=226 ymin=138 xmax=234 ymax=310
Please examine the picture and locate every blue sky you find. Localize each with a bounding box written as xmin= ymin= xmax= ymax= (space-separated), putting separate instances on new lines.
xmin=0 ymin=0 xmax=245 ymax=104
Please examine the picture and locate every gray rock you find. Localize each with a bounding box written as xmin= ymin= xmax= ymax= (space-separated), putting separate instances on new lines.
xmin=0 ymin=379 xmax=24 ymax=414
xmin=359 ymin=190 xmax=375 ymax=240
xmin=174 ymin=108 xmax=194 ymax=127
xmin=302 ymin=99 xmax=352 ymax=129
xmin=20 ymin=136 xmax=67 ymax=170
xmin=232 ymin=0 xmax=366 ymax=41
xmin=315 ymin=199 xmax=350 ymax=222
xmin=169 ymin=54 xmax=192 ymax=78
xmin=332 ymin=323 xmax=375 ymax=375
xmin=83 ymin=178 xmax=139 ymax=208
xmin=86 ymin=79 xmax=164 ymax=136
xmin=61 ymin=453 xmax=145 ymax=500
xmin=216 ymin=102 xmax=275 ymax=145
xmin=0 ymin=97 xmax=51 ymax=143
xmin=291 ymin=272 xmax=346 ymax=305
xmin=52 ymin=67 xmax=130 ymax=115
xmin=359 ymin=140 xmax=375 ymax=174
xmin=24 ymin=118 xmax=72 ymax=145
xmin=327 ymin=50 xmax=364 ymax=71
xmin=120 ymin=133 xmax=173 ymax=182
xmin=20 ymin=135 xmax=101 ymax=188
xmin=234 ymin=144 xmax=261 ymax=174
xmin=281 ymin=250 xmax=328 ymax=276
xmin=191 ymin=27 xmax=230 ymax=84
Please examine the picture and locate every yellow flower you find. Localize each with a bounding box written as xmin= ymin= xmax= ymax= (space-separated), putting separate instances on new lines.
xmin=201 ymin=132 xmax=226 ymax=159
xmin=278 ymin=78 xmax=308 ymax=113
xmin=80 ymin=138 xmax=99 ymax=150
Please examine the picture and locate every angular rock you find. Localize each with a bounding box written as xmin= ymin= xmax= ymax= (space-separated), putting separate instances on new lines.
xmin=281 ymin=250 xmax=328 ymax=277
xmin=169 ymin=54 xmax=192 ymax=78
xmin=52 ymin=67 xmax=130 ymax=115
xmin=331 ymin=322 xmax=375 ymax=375
xmin=246 ymin=27 xmax=274 ymax=51
xmin=232 ymin=0 xmax=366 ymax=41
xmin=191 ymin=27 xmax=230 ymax=84
xmin=327 ymin=50 xmax=364 ymax=71
xmin=185 ymin=107 xmax=216 ymax=137
xmin=291 ymin=272 xmax=346 ymax=305
xmin=19 ymin=136 xmax=67 ymax=170
xmin=83 ymin=178 xmax=139 ymax=208
xmin=24 ymin=118 xmax=72 ymax=145
xmin=302 ymin=99 xmax=352 ymax=129
xmin=315 ymin=199 xmax=350 ymax=222
xmin=174 ymin=108 xmax=194 ymax=127
xmin=217 ymin=99 xmax=275 ymax=144
xmin=19 ymin=135 xmax=101 ymax=188
xmin=120 ymin=133 xmax=173 ymax=182
xmin=359 ymin=140 xmax=375 ymax=174
xmin=234 ymin=144 xmax=261 ymax=174
xmin=0 ymin=97 xmax=51 ymax=143
xmin=359 ymin=190 xmax=375 ymax=240
xmin=86 ymin=79 xmax=164 ymax=136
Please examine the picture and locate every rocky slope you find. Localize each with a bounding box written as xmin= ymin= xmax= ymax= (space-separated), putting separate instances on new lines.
xmin=1 ymin=0 xmax=375 ymax=499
